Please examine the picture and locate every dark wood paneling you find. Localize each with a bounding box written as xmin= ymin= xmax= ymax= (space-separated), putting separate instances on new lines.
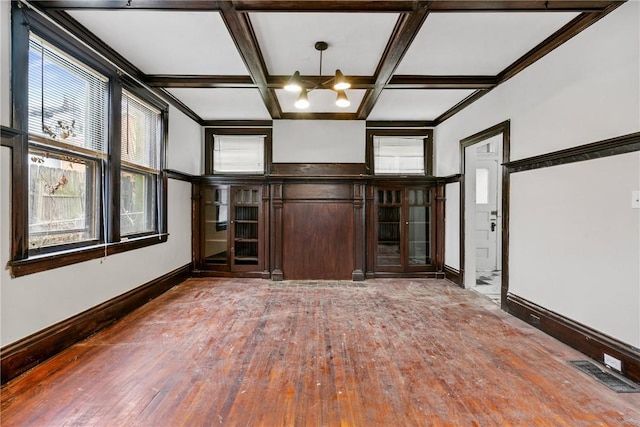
xmin=352 ymin=183 xmax=366 ymax=281
xmin=283 ymin=183 xmax=353 ymax=201
xmin=270 ymin=182 xmax=284 ymax=280
xmin=507 ymin=293 xmax=640 ymax=384
xmin=282 ymin=203 xmax=354 ymax=280
xmin=434 ymin=185 xmax=445 ymax=272
xmin=271 ymin=163 xmax=368 ymax=177
xmin=505 ymin=131 xmax=640 ymax=173
xmin=0 ymin=264 xmax=191 ymax=384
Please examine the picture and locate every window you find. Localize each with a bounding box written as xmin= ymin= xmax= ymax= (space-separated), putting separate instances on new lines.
xmin=9 ymin=7 xmax=169 ymax=276
xmin=27 ymin=35 xmax=107 ymax=254
xmin=213 ymin=135 xmax=264 ymax=174
xmin=121 ymin=90 xmax=162 ymax=236
xmin=367 ymin=129 xmax=433 ymax=176
xmin=204 ymin=128 xmax=272 ymax=175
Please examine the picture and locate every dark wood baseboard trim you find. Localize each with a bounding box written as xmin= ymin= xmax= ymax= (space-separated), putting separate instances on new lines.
xmin=270 ymin=163 xmax=369 ymax=177
xmin=367 ymin=271 xmax=445 ymax=279
xmin=506 ymin=293 xmax=640 ymax=384
xmin=191 ymin=270 xmax=267 ymax=279
xmin=443 ymin=265 xmax=462 ymax=286
xmin=0 ymin=263 xmax=191 ymax=384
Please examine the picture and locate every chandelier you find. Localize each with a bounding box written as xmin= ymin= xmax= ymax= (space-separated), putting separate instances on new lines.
xmin=283 ymin=41 xmax=351 ymax=109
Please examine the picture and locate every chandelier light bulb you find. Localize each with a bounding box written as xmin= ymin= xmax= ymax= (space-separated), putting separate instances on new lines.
xmin=335 ymin=90 xmax=350 ymax=108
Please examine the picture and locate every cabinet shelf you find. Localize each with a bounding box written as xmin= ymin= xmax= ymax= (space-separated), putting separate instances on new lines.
xmin=235 ymin=238 xmax=258 ymax=243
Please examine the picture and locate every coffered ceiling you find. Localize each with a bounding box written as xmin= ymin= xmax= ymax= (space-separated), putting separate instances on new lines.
xmin=31 ymin=1 xmax=623 ymax=125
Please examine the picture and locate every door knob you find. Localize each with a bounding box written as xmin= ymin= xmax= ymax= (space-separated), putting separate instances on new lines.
xmin=491 ymin=221 xmax=496 ymax=232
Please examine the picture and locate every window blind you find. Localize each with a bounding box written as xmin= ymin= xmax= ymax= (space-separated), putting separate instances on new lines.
xmin=28 ymin=35 xmax=108 ymax=154
xmin=121 ymin=90 xmax=161 ymax=171
xmin=213 ymin=135 xmax=265 ymax=173
xmin=374 ymin=136 xmax=425 ymax=175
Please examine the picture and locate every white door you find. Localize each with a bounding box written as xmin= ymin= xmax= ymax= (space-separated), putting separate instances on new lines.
xmin=475 ymin=145 xmax=500 ymax=272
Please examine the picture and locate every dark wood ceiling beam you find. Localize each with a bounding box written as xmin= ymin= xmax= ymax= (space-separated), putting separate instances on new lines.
xmin=426 ymin=1 xmax=618 ymax=12
xmin=497 ymin=2 xmax=625 ymax=84
xmin=279 ymin=112 xmax=359 ymax=121
xmin=357 ymin=3 xmax=430 ymax=120
xmin=29 ymin=1 xmax=224 ymax=10
xmin=218 ymin=2 xmax=281 ymax=118
xmin=232 ymin=1 xmax=417 ymax=12
xmin=434 ymin=89 xmax=490 ymax=124
xmin=267 ymin=75 xmax=376 ymax=90
xmin=366 ymin=120 xmax=437 ymax=128
xmin=389 ymin=75 xmax=497 ymax=89
xmin=147 ymin=75 xmax=256 ymax=88
xmin=31 ymin=8 xmax=204 ymax=124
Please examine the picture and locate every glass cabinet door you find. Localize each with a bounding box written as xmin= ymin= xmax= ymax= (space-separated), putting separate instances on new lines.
xmin=203 ymin=186 xmax=229 ymax=266
xmin=377 ymin=189 xmax=402 ymax=267
xmin=407 ymin=188 xmax=431 ymax=266
xmin=232 ymin=187 xmax=260 ymax=268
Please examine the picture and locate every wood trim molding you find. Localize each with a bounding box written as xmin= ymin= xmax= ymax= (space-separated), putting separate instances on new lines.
xmin=146 ymin=75 xmax=256 ymax=88
xmin=357 ymin=4 xmax=430 ymax=119
xmin=459 ymin=120 xmax=511 ymax=306
xmin=0 ymin=263 xmax=191 ymax=384
xmin=443 ymin=265 xmax=462 ymax=286
xmin=506 ymin=293 xmax=640 ymax=384
xmin=202 ymin=120 xmax=273 ymax=128
xmin=441 ymin=174 xmax=462 ymax=184
xmin=505 ymin=131 xmax=640 ymax=173
xmin=270 ymin=163 xmax=368 ymax=177
xmin=165 ymin=169 xmax=196 ymax=182
xmin=388 ymin=75 xmax=497 ymax=89
xmin=366 ymin=121 xmax=436 ymax=129
xmin=435 ymin=89 xmax=490 ymax=125
xmin=218 ymin=2 xmax=281 ymax=118
xmin=497 ymin=3 xmax=625 ymax=84
xmin=278 ymin=112 xmax=358 ymax=121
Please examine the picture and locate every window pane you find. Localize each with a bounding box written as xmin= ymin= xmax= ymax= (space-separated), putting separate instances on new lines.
xmin=28 ymin=150 xmax=99 ymax=250
xmin=476 ymin=168 xmax=489 ymax=204
xmin=374 ymin=136 xmax=425 ymax=175
xmin=214 ymin=135 xmax=264 ymax=173
xmin=121 ymin=170 xmax=157 ymax=236
xmin=28 ymin=36 xmax=107 ymax=153
xmin=121 ymin=91 xmax=161 ymax=170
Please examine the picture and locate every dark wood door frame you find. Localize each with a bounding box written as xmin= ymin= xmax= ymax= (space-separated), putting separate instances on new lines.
xmin=459 ymin=120 xmax=511 ymax=310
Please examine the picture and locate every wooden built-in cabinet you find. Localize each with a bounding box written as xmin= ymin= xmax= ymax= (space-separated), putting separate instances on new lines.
xmin=193 ymin=174 xmax=445 ymax=280
xmin=371 ymin=186 xmax=436 ymax=276
xmin=194 ymin=181 xmax=269 ymax=278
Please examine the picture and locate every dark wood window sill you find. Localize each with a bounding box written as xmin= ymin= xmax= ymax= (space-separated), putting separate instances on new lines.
xmin=8 ymin=234 xmax=169 ymax=278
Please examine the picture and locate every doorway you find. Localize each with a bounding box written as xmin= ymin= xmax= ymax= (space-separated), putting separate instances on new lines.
xmin=460 ymin=122 xmax=510 ymax=307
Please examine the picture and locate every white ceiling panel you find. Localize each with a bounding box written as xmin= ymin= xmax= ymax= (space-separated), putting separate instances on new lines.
xmin=368 ymin=89 xmax=476 ymax=121
xmin=166 ymin=88 xmax=271 ymax=120
xmin=68 ymin=11 xmax=249 ymax=75
xmin=276 ymin=89 xmax=367 ymax=114
xmin=250 ymin=13 xmax=399 ymax=76
xmin=396 ymin=12 xmax=579 ymax=75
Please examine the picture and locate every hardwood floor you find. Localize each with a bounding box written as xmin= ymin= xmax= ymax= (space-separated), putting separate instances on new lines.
xmin=2 ymin=278 xmax=640 ymax=426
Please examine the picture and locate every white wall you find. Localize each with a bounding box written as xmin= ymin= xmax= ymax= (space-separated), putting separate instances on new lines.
xmin=444 ymin=182 xmax=460 ymax=270
xmin=1 ymin=0 xmax=11 ymax=127
xmin=436 ymin=2 xmax=640 ymax=347
xmin=273 ymin=120 xmax=365 ymax=163
xmin=167 ymin=107 xmax=202 ymax=175
xmin=510 ymin=153 xmax=640 ymax=346
xmin=0 ymin=2 xmax=200 ymax=346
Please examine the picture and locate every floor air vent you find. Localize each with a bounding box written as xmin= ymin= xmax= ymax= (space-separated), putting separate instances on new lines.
xmin=569 ymin=360 xmax=640 ymax=393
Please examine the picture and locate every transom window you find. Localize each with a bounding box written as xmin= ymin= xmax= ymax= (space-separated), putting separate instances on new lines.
xmin=367 ymin=129 xmax=433 ymax=176
xmin=204 ymin=128 xmax=272 ymax=175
